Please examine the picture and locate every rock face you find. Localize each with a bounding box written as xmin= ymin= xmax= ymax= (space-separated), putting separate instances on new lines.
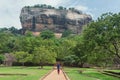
xmin=20 ymin=6 xmax=92 ymax=34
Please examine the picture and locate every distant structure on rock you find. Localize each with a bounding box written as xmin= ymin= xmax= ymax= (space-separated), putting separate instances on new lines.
xmin=20 ymin=4 xmax=92 ymax=36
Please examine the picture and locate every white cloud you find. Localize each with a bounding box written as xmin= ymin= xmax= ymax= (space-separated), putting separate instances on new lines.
xmin=0 ymin=0 xmax=23 ymax=28
xmin=75 ymin=5 xmax=88 ymax=12
xmin=73 ymin=5 xmax=94 ymax=19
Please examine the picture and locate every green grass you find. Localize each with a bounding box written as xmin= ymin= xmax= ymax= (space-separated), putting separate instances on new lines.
xmin=105 ymin=70 xmax=120 ymax=73
xmin=64 ymin=68 xmax=96 ymax=80
xmin=65 ymin=67 xmax=120 ymax=80
xmin=0 ymin=66 xmax=51 ymax=80
xmin=0 ymin=66 xmax=120 ymax=80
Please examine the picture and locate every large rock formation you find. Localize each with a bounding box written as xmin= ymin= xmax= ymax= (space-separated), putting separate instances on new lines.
xmin=20 ymin=5 xmax=92 ymax=34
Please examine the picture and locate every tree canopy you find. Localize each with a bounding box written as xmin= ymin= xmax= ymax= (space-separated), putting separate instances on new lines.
xmin=40 ymin=30 xmax=55 ymax=39
xmin=83 ymin=12 xmax=120 ymax=66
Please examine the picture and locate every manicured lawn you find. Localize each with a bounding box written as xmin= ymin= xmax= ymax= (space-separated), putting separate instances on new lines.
xmin=106 ymin=70 xmax=120 ymax=72
xmin=65 ymin=67 xmax=120 ymax=80
xmin=0 ymin=66 xmax=119 ymax=80
xmin=0 ymin=66 xmax=51 ymax=80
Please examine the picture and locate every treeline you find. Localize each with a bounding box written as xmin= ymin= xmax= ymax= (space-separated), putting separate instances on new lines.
xmin=0 ymin=12 xmax=120 ymax=68
xmin=24 ymin=4 xmax=82 ymax=14
xmin=0 ymin=27 xmax=21 ymax=35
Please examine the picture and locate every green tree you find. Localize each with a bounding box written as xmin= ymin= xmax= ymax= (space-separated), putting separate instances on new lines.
xmin=0 ymin=28 xmax=9 ymax=32
xmin=8 ymin=27 xmax=19 ymax=35
xmin=63 ymin=55 xmax=79 ymax=66
xmin=25 ymin=30 xmax=33 ymax=37
xmin=0 ymin=32 xmax=15 ymax=53
xmin=83 ymin=12 xmax=120 ymax=66
xmin=20 ymin=36 xmax=34 ymax=53
xmin=0 ymin=54 xmax=4 ymax=65
xmin=33 ymin=46 xmax=56 ymax=68
xmin=14 ymin=51 xmax=32 ymax=66
xmin=40 ymin=30 xmax=55 ymax=39
xmin=62 ymin=30 xmax=72 ymax=37
xmin=55 ymin=39 xmax=76 ymax=61
xmin=48 ymin=5 xmax=52 ymax=9
xmin=59 ymin=6 xmax=64 ymax=10
xmin=73 ymin=38 xmax=89 ymax=67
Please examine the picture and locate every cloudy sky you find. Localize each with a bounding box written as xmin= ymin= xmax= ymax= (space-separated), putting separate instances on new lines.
xmin=0 ymin=0 xmax=120 ymax=29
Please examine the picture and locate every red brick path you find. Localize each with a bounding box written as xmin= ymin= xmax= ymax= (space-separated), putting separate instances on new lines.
xmin=41 ymin=69 xmax=68 ymax=80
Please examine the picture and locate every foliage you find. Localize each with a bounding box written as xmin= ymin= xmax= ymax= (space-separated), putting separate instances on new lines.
xmin=0 ymin=27 xmax=20 ymax=35
xmin=40 ymin=30 xmax=55 ymax=39
xmin=83 ymin=12 xmax=120 ymax=66
xmin=55 ymin=39 xmax=76 ymax=61
xmin=73 ymin=37 xmax=89 ymax=67
xmin=8 ymin=27 xmax=20 ymax=35
xmin=14 ymin=51 xmax=32 ymax=66
xmin=32 ymin=4 xmax=55 ymax=9
xmin=0 ymin=54 xmax=5 ymax=64
xmin=25 ymin=30 xmax=34 ymax=37
xmin=32 ymin=46 xmax=56 ymax=68
xmin=58 ymin=6 xmax=66 ymax=10
xmin=0 ymin=32 xmax=15 ymax=53
xmin=0 ymin=28 xmax=8 ymax=32
xmin=63 ymin=55 xmax=79 ymax=66
xmin=62 ymin=30 xmax=72 ymax=37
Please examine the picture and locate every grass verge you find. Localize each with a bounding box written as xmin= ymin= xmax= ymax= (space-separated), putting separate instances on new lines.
xmin=64 ymin=67 xmax=120 ymax=80
xmin=0 ymin=66 xmax=51 ymax=80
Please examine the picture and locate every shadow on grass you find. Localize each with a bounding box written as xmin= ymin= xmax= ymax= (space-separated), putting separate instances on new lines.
xmin=0 ymin=73 xmax=28 ymax=76
xmin=9 ymin=66 xmax=51 ymax=69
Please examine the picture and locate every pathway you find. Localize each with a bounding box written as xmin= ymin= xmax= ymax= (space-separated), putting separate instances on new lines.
xmin=40 ymin=69 xmax=69 ymax=80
